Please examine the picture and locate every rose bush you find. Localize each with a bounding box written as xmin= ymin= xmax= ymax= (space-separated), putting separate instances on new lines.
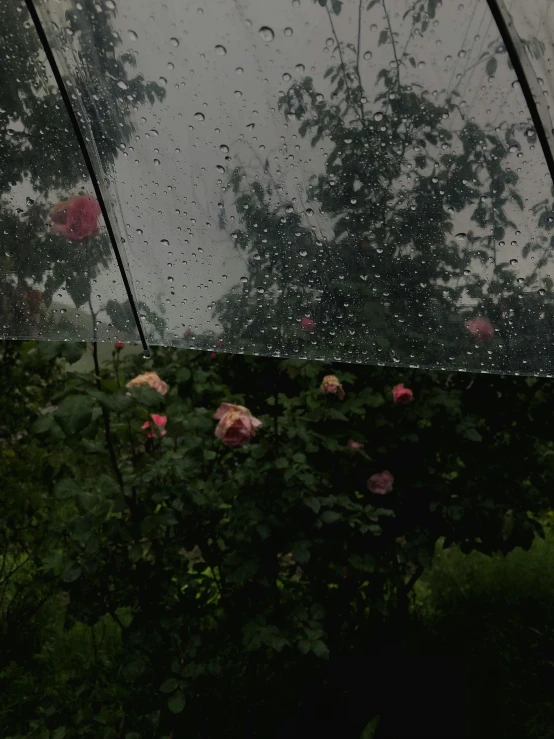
xmin=1 ymin=340 xmax=554 ymax=739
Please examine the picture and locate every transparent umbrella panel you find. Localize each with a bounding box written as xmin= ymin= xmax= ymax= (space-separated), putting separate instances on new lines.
xmin=6 ymin=0 xmax=554 ymax=373
xmin=0 ymin=2 xmax=142 ymax=343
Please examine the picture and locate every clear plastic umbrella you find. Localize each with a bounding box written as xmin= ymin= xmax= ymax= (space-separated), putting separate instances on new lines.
xmin=3 ymin=0 xmax=554 ymax=374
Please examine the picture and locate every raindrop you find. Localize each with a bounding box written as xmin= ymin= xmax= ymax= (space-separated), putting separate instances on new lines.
xmin=234 ymin=90 xmax=242 ymax=97
xmin=216 ymin=165 xmax=226 ymax=173
xmin=128 ymin=30 xmax=138 ymax=41
xmin=299 ymin=249 xmax=308 ymax=257
xmin=215 ymin=45 xmax=227 ymax=55
xmin=363 ymin=51 xmax=372 ymax=60
xmin=282 ymin=72 xmax=291 ymax=81
xmin=153 ymin=158 xmax=161 ymax=166
xmin=509 ymin=145 xmax=519 ymax=153
xmin=455 ymin=232 xmax=467 ymax=241
xmin=256 ymin=287 xmax=265 ymax=294
xmin=539 ymin=288 xmax=546 ymax=296
xmin=259 ymin=26 xmax=275 ymax=42
xmin=373 ymin=111 xmax=383 ymax=121
xmin=219 ymin=144 xmax=229 ymax=153
xmin=284 ymin=27 xmax=293 ymax=37
xmin=295 ymin=63 xmax=305 ymax=73
xmin=458 ymin=49 xmax=466 ymax=58
xmin=167 ymin=276 xmax=174 ymax=282
xmin=240 ymin=276 xmax=248 ymax=283
xmin=525 ymin=128 xmax=535 ymax=137
xmin=194 ymin=112 xmax=205 ymax=121
xmin=306 ymin=208 xmax=314 ymax=216
xmin=170 ymin=37 xmax=180 ymax=47
xmin=246 ymin=122 xmax=255 ymax=130
xmin=510 ymin=258 xmax=518 ymax=265
xmin=158 ymin=77 xmax=167 ymax=87
xmin=236 ymin=66 xmax=244 ymax=74
xmin=117 ymin=81 xmax=129 ymax=90
xmin=26 ymin=197 xmax=34 ymax=206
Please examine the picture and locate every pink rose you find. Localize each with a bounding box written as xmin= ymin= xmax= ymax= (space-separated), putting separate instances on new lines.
xmin=320 ymin=374 xmax=345 ymax=400
xmin=347 ymin=439 xmax=364 ymax=450
xmin=142 ymin=414 xmax=167 ymax=438
xmin=51 ymin=195 xmax=101 ymax=241
xmin=465 ymin=317 xmax=494 ymax=343
xmin=115 ymin=341 xmax=124 ymax=350
xmin=392 ymin=383 xmax=413 ymax=405
xmin=126 ymin=371 xmax=169 ymax=395
xmin=301 ymin=316 xmax=316 ymax=330
xmin=367 ymin=470 xmax=394 ymax=495
xmin=210 ymin=352 xmax=217 ymax=359
xmin=213 ymin=402 xmax=262 ymax=447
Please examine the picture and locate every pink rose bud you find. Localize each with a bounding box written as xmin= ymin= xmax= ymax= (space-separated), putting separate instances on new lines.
xmin=50 ymin=195 xmax=101 ymax=241
xmin=210 ymin=352 xmax=217 ymax=359
xmin=126 ymin=371 xmax=169 ymax=395
xmin=185 ymin=327 xmax=192 ymax=335
xmin=142 ymin=414 xmax=167 ymax=438
xmin=347 ymin=439 xmax=364 ymax=450
xmin=213 ymin=402 xmax=262 ymax=447
xmin=392 ymin=383 xmax=414 ymax=405
xmin=367 ymin=470 xmax=394 ymax=495
xmin=115 ymin=341 xmax=124 ymax=350
xmin=301 ymin=316 xmax=316 ymax=330
xmin=465 ymin=317 xmax=494 ymax=343
xmin=320 ymin=374 xmax=345 ymax=400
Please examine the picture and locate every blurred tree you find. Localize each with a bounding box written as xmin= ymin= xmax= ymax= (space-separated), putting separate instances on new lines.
xmin=0 ymin=0 xmax=165 ymax=339
xmin=216 ymin=0 xmax=554 ymax=373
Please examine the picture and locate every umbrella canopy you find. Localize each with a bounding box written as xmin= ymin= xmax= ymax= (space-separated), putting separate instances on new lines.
xmin=2 ymin=0 xmax=554 ymax=373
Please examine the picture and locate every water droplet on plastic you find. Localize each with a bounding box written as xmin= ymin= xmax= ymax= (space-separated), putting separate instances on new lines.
xmin=363 ymin=51 xmax=372 ymax=60
xmin=236 ymin=66 xmax=244 ymax=74
xmin=170 ymin=37 xmax=180 ymax=47
xmin=284 ymin=27 xmax=293 ymax=37
xmin=525 ymin=128 xmax=534 ymax=137
xmin=299 ymin=249 xmax=308 ymax=257
xmin=455 ymin=232 xmax=467 ymax=241
xmin=216 ymin=165 xmax=225 ymax=173
xmin=219 ymin=144 xmax=229 ymax=153
xmin=295 ymin=63 xmax=305 ymax=73
xmin=117 ymin=81 xmax=129 ymax=90
xmin=240 ymin=276 xmax=248 ymax=283
xmin=510 ymin=258 xmax=518 ymax=265
xmin=215 ymin=45 xmax=227 ymax=55
xmin=128 ymin=30 xmax=138 ymax=41
xmin=282 ymin=72 xmax=291 ymax=81
xmin=194 ymin=112 xmax=205 ymax=121
xmin=373 ymin=111 xmax=383 ymax=121
xmin=259 ymin=26 xmax=275 ymax=42
xmin=458 ymin=49 xmax=466 ymax=58
xmin=538 ymin=288 xmax=546 ymax=296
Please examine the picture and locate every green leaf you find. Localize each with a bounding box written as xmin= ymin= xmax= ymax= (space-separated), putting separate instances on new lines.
xmin=52 ymin=729 xmax=67 ymax=739
xmin=160 ymin=678 xmax=179 ymax=693
xmin=291 ymin=541 xmax=311 ymax=564
xmin=54 ymin=478 xmax=80 ymax=500
xmin=312 ymin=639 xmax=330 ymax=659
xmin=331 ymin=0 xmax=342 ymax=14
xmin=55 ymin=395 xmax=93 ymax=436
xmin=321 ymin=510 xmax=342 ymax=524
xmin=176 ymin=367 xmax=191 ymax=383
xmin=485 ymin=57 xmax=498 ymax=77
xmin=128 ymin=386 xmax=165 ymax=411
xmin=31 ymin=413 xmax=58 ymax=435
xmin=59 ymin=342 xmax=86 ymax=364
xmin=168 ymin=690 xmax=186 ymax=714
xmin=378 ymin=30 xmax=388 ymax=46
xmin=61 ymin=561 xmax=82 ymax=583
xmin=304 ymin=497 xmax=321 ymax=514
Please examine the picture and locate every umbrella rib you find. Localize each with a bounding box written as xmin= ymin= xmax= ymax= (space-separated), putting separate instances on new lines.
xmin=23 ymin=0 xmax=151 ymax=356
xmin=486 ymin=0 xmax=554 ymax=188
